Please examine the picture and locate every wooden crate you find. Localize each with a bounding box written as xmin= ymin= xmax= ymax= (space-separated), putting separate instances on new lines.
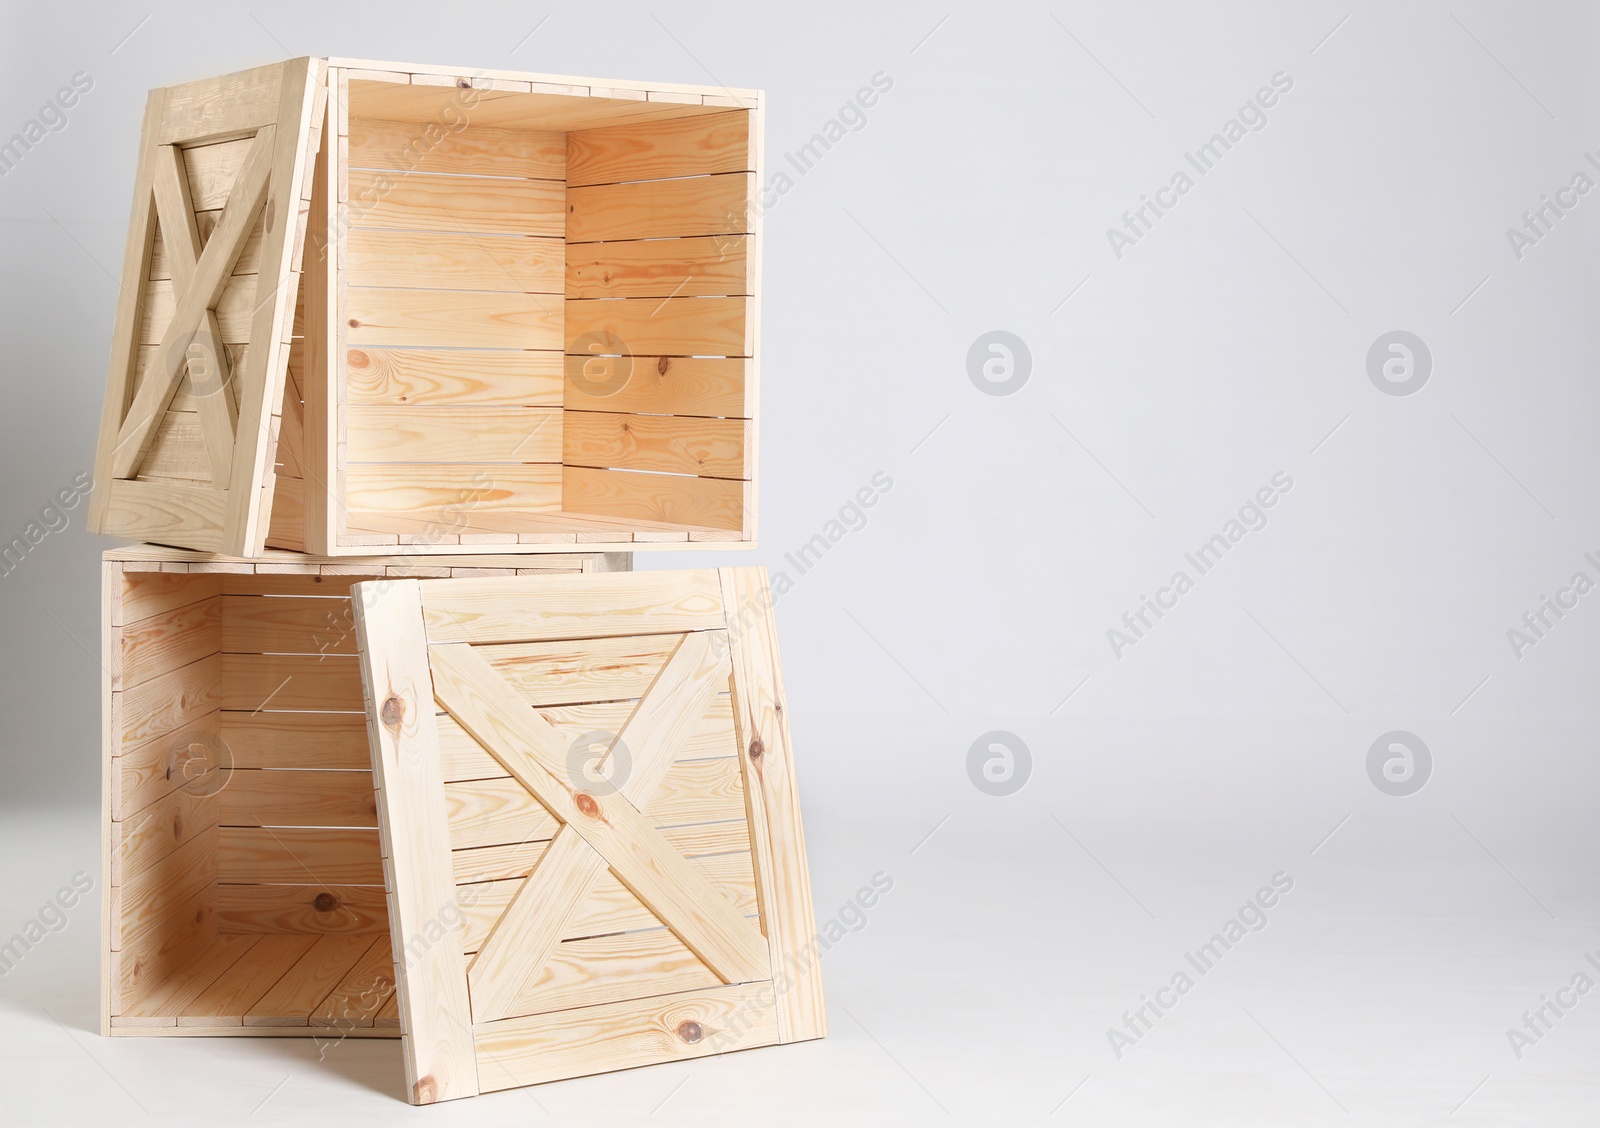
xmin=353 ymin=566 xmax=823 ymax=1101
xmin=88 ymin=57 xmax=763 ymax=558
xmin=101 ymin=543 xmax=629 ymax=1036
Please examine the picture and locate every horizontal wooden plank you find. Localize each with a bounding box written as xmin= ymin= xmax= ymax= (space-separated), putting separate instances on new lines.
xmin=217 ymin=883 xmax=388 ymax=935
xmin=181 ymin=136 xmax=251 ymax=210
xmin=100 ymin=479 xmax=230 ymax=554
xmin=644 ymin=757 xmax=745 ymax=828
xmin=563 ymin=467 xmax=747 ymax=532
xmin=311 ymin=936 xmax=397 ymax=1027
xmin=347 ymin=229 xmax=563 ymax=292
xmin=218 ymin=768 xmax=378 ymax=827
xmin=174 ymin=935 xmax=322 ymax=1025
xmin=115 ymin=825 xmax=217 ymax=949
xmin=504 ymin=927 xmax=721 ymax=1017
xmin=419 ymin=569 xmax=725 ymax=644
xmin=346 ymin=406 xmax=561 ymax=464
xmin=347 ymin=288 xmax=562 ymax=350
xmin=217 ymin=826 xmax=385 ymax=885
xmin=114 ymin=779 xmax=218 ymax=890
xmin=566 ymin=297 xmax=749 ymax=358
xmin=444 ymin=776 xmax=559 ymax=851
xmin=344 ymin=464 xmax=562 ymax=536
xmin=118 ymin=934 xmax=259 ymax=1021
xmin=348 ymin=118 xmax=565 ymax=179
xmin=347 ymin=169 xmax=563 ymax=236
xmin=347 ymin=347 xmax=562 ymax=407
xmin=451 ymin=818 xmax=750 ymax=884
xmin=113 ymin=715 xmax=218 ymax=822
xmin=473 ymin=981 xmax=779 ymax=1091
xmin=151 ymin=209 xmax=264 ymax=281
xmin=138 ymin=272 xmax=257 ymax=346
xmin=565 ymin=235 xmax=751 ymax=299
xmin=461 ymin=852 xmax=757 ymax=952
xmin=219 ymin=653 xmax=365 ymax=712
xmin=221 ymin=595 xmax=356 ymax=655
xmin=564 ymin=411 xmax=748 ymax=479
xmin=112 ymin=885 xmax=214 ymax=1014
xmin=567 ymin=111 xmax=752 ymax=187
xmin=563 ymin=355 xmax=746 ymax=418
xmin=221 ymin=712 xmax=373 ymax=769
xmin=142 ymin=411 xmax=212 ymax=482
xmin=482 ymin=633 xmax=681 ymax=707
xmin=566 ymin=173 xmax=752 ymax=242
xmin=117 ymin=594 xmax=221 ymax=692
xmin=114 ymin=654 xmax=222 ymax=753
xmin=116 ymin=570 xmax=220 ymax=627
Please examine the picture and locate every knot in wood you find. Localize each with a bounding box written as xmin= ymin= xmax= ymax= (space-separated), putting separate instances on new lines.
xmin=657 ymin=356 xmax=671 ymax=376
xmin=676 ymin=1020 xmax=703 ymax=1043
xmin=748 ymin=737 xmax=765 ymax=761
xmin=574 ymin=792 xmax=600 ymax=818
xmin=380 ymin=695 xmax=405 ymax=726
xmin=313 ymin=892 xmax=340 ymax=913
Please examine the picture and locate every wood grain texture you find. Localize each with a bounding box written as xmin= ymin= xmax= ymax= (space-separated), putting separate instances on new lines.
xmin=347 ymin=229 xmax=563 ymax=292
xmin=565 ymin=296 xmax=750 ymax=357
xmin=351 ymin=579 xmax=479 ymax=1103
xmin=566 ymin=173 xmax=752 ymax=242
xmin=562 ymin=354 xmax=747 ymax=418
xmin=348 ymin=288 xmax=562 ymax=349
xmin=419 ymin=569 xmax=723 ymax=645
xmin=562 ymin=466 xmax=747 ymax=533
xmin=563 ymin=411 xmax=748 ymax=479
xmin=565 ymin=234 xmax=751 ymax=299
xmin=344 ymin=464 xmax=561 ymax=535
xmin=567 ymin=111 xmax=752 ymax=187
xmin=346 ymin=347 xmax=562 ymax=407
xmin=346 ymin=406 xmax=561 ymax=464
xmin=718 ymin=567 xmax=826 ymax=1042
xmin=217 ymin=883 xmax=388 ymax=935
xmin=348 ymin=118 xmax=564 ymax=179
xmin=347 ymin=169 xmax=563 ymax=236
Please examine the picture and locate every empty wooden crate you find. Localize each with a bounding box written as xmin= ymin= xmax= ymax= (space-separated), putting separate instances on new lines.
xmin=101 ymin=544 xmax=628 ymax=1034
xmin=89 ymin=57 xmax=763 ymax=557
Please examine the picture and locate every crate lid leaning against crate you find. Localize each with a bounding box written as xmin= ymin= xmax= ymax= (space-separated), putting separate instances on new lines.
xmin=87 ymin=56 xmax=763 ymax=558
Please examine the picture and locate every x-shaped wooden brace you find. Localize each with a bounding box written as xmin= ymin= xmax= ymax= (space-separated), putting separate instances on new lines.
xmin=111 ymin=126 xmax=277 ymax=482
xmin=429 ymin=630 xmax=770 ymax=1024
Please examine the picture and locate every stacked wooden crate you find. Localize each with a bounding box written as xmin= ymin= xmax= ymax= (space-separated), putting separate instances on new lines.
xmin=89 ymin=58 xmax=822 ymax=1104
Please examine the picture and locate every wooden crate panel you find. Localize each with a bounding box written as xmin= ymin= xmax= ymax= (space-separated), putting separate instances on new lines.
xmin=346 ymin=406 xmax=562 ymax=464
xmin=563 ymin=355 xmax=747 ymax=418
xmin=219 ymin=652 xmax=364 ymax=712
xmin=348 ymin=118 xmax=565 ymax=178
xmin=222 ymin=711 xmax=371 ymax=769
xmin=562 ymin=467 xmax=747 ymax=532
xmin=565 ymin=173 xmax=752 ymax=242
xmin=221 ymin=595 xmax=356 ymax=655
xmin=347 ymin=288 xmax=563 ymax=350
xmin=218 ymin=826 xmax=385 ymax=884
xmin=567 ymin=111 xmax=752 ymax=186
xmin=347 ymin=347 xmax=563 ymax=407
xmin=565 ymin=296 xmax=749 ymax=357
xmin=565 ymin=235 xmax=751 ymax=299
xmin=563 ymin=411 xmax=748 ymax=478
xmin=217 ymin=883 xmax=388 ymax=934
xmin=348 ymin=170 xmax=563 ymax=236
xmin=218 ymin=768 xmax=378 ymax=827
xmin=344 ymin=464 xmax=562 ymax=535
xmin=347 ymin=230 xmax=563 ymax=292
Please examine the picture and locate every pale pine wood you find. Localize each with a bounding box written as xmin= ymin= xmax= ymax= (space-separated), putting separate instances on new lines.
xmin=718 ymin=567 xmax=826 ymax=1043
xmin=347 ymin=229 xmax=563 ymax=292
xmin=175 ymin=935 xmax=319 ymax=1024
xmin=222 ymin=711 xmax=371 ymax=768
xmin=346 ymin=406 xmax=561 ymax=463
xmin=427 ymin=642 xmax=770 ymax=987
xmin=566 ymin=111 xmax=752 ymax=187
xmin=351 ymin=579 xmax=479 ymax=1103
xmin=562 ymin=466 xmax=748 ymax=532
xmin=474 ymin=982 xmax=778 ymax=1091
xmin=115 ymin=595 xmax=221 ymax=692
xmin=348 ymin=288 xmax=562 ymax=350
xmin=420 ymin=569 xmax=724 ymax=644
xmin=565 ymin=296 xmax=750 ymax=358
xmin=217 ymin=883 xmax=387 ymax=935
xmin=566 ymin=173 xmax=752 ymax=242
xmin=218 ymin=826 xmax=385 ymax=884
xmin=344 ymin=464 xmax=562 ymax=534
xmin=443 ymin=776 xmax=560 ymax=850
xmin=218 ymin=769 xmax=377 ymax=827
xmin=563 ymin=411 xmax=749 ymax=479
xmin=348 ymin=117 xmax=564 ymax=178
xmin=346 ymin=347 xmax=563 ymax=407
xmin=220 ymin=594 xmax=356 ymax=655
xmin=565 ymin=235 xmax=751 ymax=299
xmin=563 ymin=355 xmax=747 ymax=418
xmin=218 ymin=652 xmax=363 ymax=711
xmin=348 ymin=169 xmax=563 ymax=236
xmin=244 ymin=934 xmax=376 ymax=1026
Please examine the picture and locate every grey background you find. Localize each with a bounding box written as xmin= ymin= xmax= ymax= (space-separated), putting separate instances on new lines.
xmin=3 ymin=1 xmax=1599 ymax=1123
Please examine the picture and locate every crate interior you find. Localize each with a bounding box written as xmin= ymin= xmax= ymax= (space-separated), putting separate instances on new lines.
xmin=266 ymin=76 xmax=756 ymax=551
xmin=108 ymin=566 xmax=399 ymax=1031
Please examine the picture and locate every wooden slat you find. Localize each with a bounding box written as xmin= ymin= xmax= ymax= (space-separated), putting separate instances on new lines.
xmin=113 ymin=715 xmax=218 ymax=821
xmin=221 ymin=594 xmax=355 ymax=655
xmin=151 ymin=214 xmax=264 ymax=280
xmin=217 ymin=883 xmax=388 ymax=934
xmin=141 ymin=410 xmax=213 ymax=481
xmin=565 ymin=235 xmax=751 ymax=299
xmin=347 ymin=288 xmax=562 ymax=349
xmin=311 ymin=935 xmax=397 ymax=1029
xmin=506 ymin=928 xmax=720 ymax=1017
xmin=350 ymin=579 xmax=478 ymax=1103
xmin=561 ymin=355 xmax=747 ymax=418
xmin=117 ymin=570 xmax=219 ymax=626
xmin=181 ymin=137 xmax=252 ymax=210
xmin=176 ymin=936 xmax=320 ymax=1025
xmin=218 ymin=768 xmax=377 ymax=827
xmin=219 ymin=652 xmax=364 ymax=712
xmin=565 ymin=296 xmax=749 ymax=357
xmin=474 ymin=982 xmax=778 ymax=1091
xmin=567 ymin=111 xmax=752 ymax=187
xmin=114 ymin=653 xmax=221 ymax=753
xmin=244 ymin=933 xmax=376 ymax=1026
xmin=347 ymin=229 xmax=562 ymax=292
xmin=218 ymin=826 xmax=385 ymax=884
xmin=644 ymin=756 xmax=745 ymax=827
xmin=419 ymin=569 xmax=725 ymax=645
xmin=485 ymin=633 xmax=681 ymax=706
xmin=344 ymin=464 xmax=561 ymax=535
xmin=347 ymin=347 xmax=562 ymax=407
xmin=428 ymin=642 xmax=770 ymax=986
xmin=115 ymin=824 xmax=218 ymax=948
xmin=222 ymin=711 xmax=372 ymax=769
xmin=444 ymin=776 xmax=559 ymax=850
xmin=348 ymin=118 xmax=564 ymax=178
xmin=98 ymin=478 xmax=231 ymax=552
xmin=113 ymin=885 xmax=215 ymax=1014
xmin=563 ymin=412 xmax=748 ymax=478
xmin=347 ymin=169 xmax=562 ymax=236
xmin=346 ymin=406 xmax=561 ymax=463
xmin=116 ymin=594 xmax=221 ymax=691
xmin=120 ymin=935 xmax=259 ymax=1021
xmin=718 ymin=567 xmax=826 ymax=1043
xmin=562 ymin=467 xmax=747 ymax=533
xmin=566 ymin=173 xmax=752 ymax=242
